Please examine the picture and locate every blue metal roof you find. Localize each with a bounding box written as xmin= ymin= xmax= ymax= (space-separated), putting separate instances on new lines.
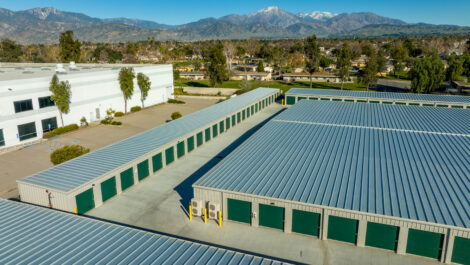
xmin=0 ymin=199 xmax=288 ymax=265
xmin=18 ymin=88 xmax=278 ymax=192
xmin=275 ymin=100 xmax=470 ymax=136
xmin=286 ymin=88 xmax=470 ymax=104
xmin=196 ymin=101 xmax=470 ymax=228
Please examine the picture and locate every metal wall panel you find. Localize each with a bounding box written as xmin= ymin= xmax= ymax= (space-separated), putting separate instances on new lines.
xmin=406 ymin=229 xmax=443 ymax=259
xmin=451 ymin=236 xmax=470 ymax=264
xmin=75 ymin=188 xmax=95 ymax=214
xmin=152 ymin=153 xmax=163 ymax=172
xmin=100 ymin=177 xmax=117 ymax=202
xmin=137 ymin=160 xmax=149 ymax=181
xmin=327 ymin=216 xmax=358 ymax=244
xmin=365 ymin=222 xmax=398 ymax=251
xmin=292 ymin=209 xmax=320 ymax=236
xmin=120 ymin=168 xmax=134 ymax=191
xmin=259 ymin=204 xmax=285 ymax=231
xmin=227 ymin=198 xmax=251 ymax=224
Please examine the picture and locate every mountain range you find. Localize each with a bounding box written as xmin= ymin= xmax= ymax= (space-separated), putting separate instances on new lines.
xmin=0 ymin=6 xmax=469 ymax=44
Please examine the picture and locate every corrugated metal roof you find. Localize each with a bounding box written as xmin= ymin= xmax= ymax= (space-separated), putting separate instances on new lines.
xmin=196 ymin=101 xmax=470 ymax=228
xmin=286 ymin=88 xmax=470 ymax=104
xmin=18 ymin=87 xmax=278 ymax=192
xmin=275 ymin=100 xmax=470 ymax=136
xmin=0 ymin=199 xmax=288 ymax=265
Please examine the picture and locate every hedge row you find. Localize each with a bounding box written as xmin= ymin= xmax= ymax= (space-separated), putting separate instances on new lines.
xmin=50 ymin=145 xmax=90 ymax=165
xmin=43 ymin=124 xmax=79 ymax=139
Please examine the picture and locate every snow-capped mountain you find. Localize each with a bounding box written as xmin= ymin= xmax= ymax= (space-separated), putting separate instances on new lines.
xmin=297 ymin=11 xmax=337 ymax=22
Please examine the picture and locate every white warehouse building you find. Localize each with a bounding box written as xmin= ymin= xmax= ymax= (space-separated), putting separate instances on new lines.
xmin=0 ymin=63 xmax=174 ymax=150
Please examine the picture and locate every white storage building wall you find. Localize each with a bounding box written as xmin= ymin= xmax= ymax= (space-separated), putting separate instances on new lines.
xmin=0 ymin=64 xmax=174 ymax=149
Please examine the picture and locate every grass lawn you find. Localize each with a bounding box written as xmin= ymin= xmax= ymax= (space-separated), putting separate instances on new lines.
xmin=178 ymin=80 xmax=366 ymax=93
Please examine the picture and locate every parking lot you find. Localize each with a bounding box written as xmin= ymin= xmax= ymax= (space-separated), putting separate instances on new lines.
xmin=0 ymin=97 xmax=219 ymax=199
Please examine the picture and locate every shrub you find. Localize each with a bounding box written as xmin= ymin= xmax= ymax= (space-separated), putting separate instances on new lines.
xmin=101 ymin=120 xmax=110 ymax=125
xmin=130 ymin=106 xmax=141 ymax=112
xmin=114 ymin=112 xmax=124 ymax=117
xmin=111 ymin=121 xmax=122 ymax=126
xmin=168 ymin=99 xmax=186 ymax=104
xmin=171 ymin=112 xmax=182 ymax=120
xmin=43 ymin=124 xmax=79 ymax=139
xmin=50 ymin=145 xmax=90 ymax=165
xmin=80 ymin=117 xmax=88 ymax=126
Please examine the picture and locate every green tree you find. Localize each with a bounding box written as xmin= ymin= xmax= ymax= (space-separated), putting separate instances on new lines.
xmin=391 ymin=44 xmax=408 ymax=79
xmin=137 ymin=73 xmax=151 ymax=108
xmin=206 ymin=43 xmax=228 ymax=87
xmin=376 ymin=49 xmax=387 ymax=73
xmin=304 ymin=35 xmax=320 ymax=88
xmin=49 ymin=74 xmax=71 ymax=127
xmin=0 ymin=39 xmax=23 ymax=62
xmin=336 ymin=42 xmax=351 ymax=90
xmin=446 ymin=54 xmax=463 ymax=83
xmin=359 ymin=49 xmax=378 ymax=91
xmin=257 ymin=61 xmax=265 ymax=72
xmin=193 ymin=61 xmax=202 ymax=71
xmin=361 ymin=45 xmax=374 ymax=57
xmin=462 ymin=54 xmax=470 ymax=82
xmin=171 ymin=112 xmax=182 ymax=120
xmin=410 ymin=54 xmax=445 ymax=93
xmin=319 ymin=56 xmax=334 ymax=69
xmin=118 ymin=67 xmax=136 ymax=113
xmin=59 ymin=31 xmax=81 ymax=63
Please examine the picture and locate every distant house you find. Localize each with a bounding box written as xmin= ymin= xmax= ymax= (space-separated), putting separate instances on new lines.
xmin=293 ymin=67 xmax=305 ymax=73
xmin=282 ymin=73 xmax=342 ymax=83
xmin=176 ymin=65 xmax=195 ymax=72
xmin=180 ymin=72 xmax=205 ymax=80
xmin=234 ymin=64 xmax=258 ymax=72
xmin=231 ymin=71 xmax=271 ymax=81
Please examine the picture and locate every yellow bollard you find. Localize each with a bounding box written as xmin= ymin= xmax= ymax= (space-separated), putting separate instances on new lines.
xmin=189 ymin=203 xmax=192 ymax=221
xmin=219 ymin=211 xmax=222 ymax=227
xmin=204 ymin=208 xmax=207 ymax=224
xmin=73 ymin=208 xmax=77 ymax=215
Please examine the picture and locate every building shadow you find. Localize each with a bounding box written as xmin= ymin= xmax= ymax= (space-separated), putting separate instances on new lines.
xmin=174 ymin=108 xmax=286 ymax=212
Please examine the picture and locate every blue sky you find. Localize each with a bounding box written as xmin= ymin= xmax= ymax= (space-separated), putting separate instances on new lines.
xmin=2 ymin=0 xmax=470 ymax=26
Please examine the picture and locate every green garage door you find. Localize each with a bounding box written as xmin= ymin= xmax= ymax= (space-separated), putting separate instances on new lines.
xmin=197 ymin=132 xmax=203 ymax=147
xmin=292 ymin=209 xmax=320 ymax=236
xmin=177 ymin=141 xmax=185 ymax=158
xmin=365 ymin=222 xmax=399 ymax=251
xmin=152 ymin=153 xmax=163 ymax=172
xmin=187 ymin=136 xmax=195 ymax=152
xmin=298 ymin=97 xmax=307 ymax=101
xmin=212 ymin=124 xmax=218 ymax=138
xmin=75 ymin=188 xmax=95 ymax=214
xmin=165 ymin=147 xmax=174 ymax=165
xmin=120 ymin=168 xmax=134 ymax=191
xmin=246 ymin=108 xmax=250 ymax=118
xmin=242 ymin=110 xmax=246 ymax=120
xmin=286 ymin=96 xmax=295 ymax=105
xmin=100 ymin=177 xmax=117 ymax=202
xmin=219 ymin=121 xmax=224 ymax=134
xmin=251 ymin=105 xmax=254 ymax=115
xmin=237 ymin=112 xmax=241 ymax=123
xmin=137 ymin=160 xmax=149 ymax=181
xmin=205 ymin=128 xmax=211 ymax=142
xmin=227 ymin=198 xmax=251 ymax=224
xmin=255 ymin=104 xmax=258 ymax=112
xmin=327 ymin=216 xmax=358 ymax=244
xmin=226 ymin=117 xmax=230 ymax=130
xmin=406 ymin=229 xmax=443 ymax=260
xmin=259 ymin=204 xmax=284 ymax=231
xmin=452 ymin=237 xmax=470 ymax=265
xmin=232 ymin=115 xmax=236 ymax=126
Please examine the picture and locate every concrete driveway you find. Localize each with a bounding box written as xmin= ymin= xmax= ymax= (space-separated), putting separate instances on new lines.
xmin=0 ymin=97 xmax=218 ymax=199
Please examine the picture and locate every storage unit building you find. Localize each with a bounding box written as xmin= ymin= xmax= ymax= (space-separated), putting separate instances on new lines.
xmin=193 ymin=100 xmax=470 ymax=264
xmin=0 ymin=199 xmax=289 ymax=265
xmin=17 ymin=87 xmax=280 ymax=215
xmin=285 ymin=88 xmax=470 ymax=109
